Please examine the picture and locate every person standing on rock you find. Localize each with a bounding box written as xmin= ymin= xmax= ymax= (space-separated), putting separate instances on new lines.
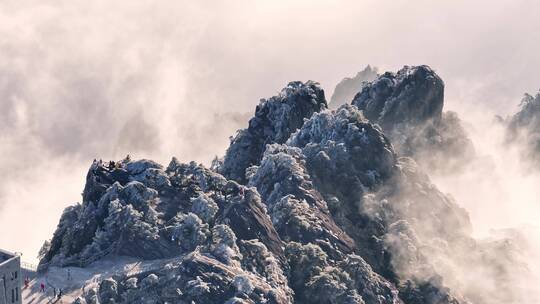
xmin=53 ymin=287 xmax=56 ymax=298
xmin=40 ymin=282 xmax=45 ymax=292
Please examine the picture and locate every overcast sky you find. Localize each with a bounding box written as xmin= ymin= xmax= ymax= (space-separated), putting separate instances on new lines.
xmin=1 ymin=0 xmax=539 ymax=262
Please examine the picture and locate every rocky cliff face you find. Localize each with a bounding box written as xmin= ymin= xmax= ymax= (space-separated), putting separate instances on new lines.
xmin=352 ymin=66 xmax=444 ymax=128
xmin=219 ymin=81 xmax=327 ymax=184
xmin=352 ymin=65 xmax=475 ymax=173
xmin=42 ymin=68 xmax=517 ymax=304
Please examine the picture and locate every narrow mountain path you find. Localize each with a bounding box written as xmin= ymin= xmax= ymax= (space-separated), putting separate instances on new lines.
xmin=22 ymin=256 xmax=176 ymax=304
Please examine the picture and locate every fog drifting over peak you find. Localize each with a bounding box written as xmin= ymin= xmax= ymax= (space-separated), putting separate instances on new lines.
xmin=0 ymin=1 xmax=539 ymax=288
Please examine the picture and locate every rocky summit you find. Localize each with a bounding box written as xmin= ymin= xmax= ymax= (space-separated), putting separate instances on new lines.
xmin=352 ymin=65 xmax=475 ymax=173
xmin=41 ymin=66 xmax=521 ymax=304
xmin=219 ymin=81 xmax=327 ymax=184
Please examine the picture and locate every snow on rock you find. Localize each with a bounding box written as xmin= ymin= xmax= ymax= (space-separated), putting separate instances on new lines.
xmin=352 ymin=65 xmax=474 ymax=173
xmin=249 ymin=104 xmax=473 ymax=303
xmin=506 ymin=91 xmax=540 ymax=167
xmin=248 ymin=143 xmax=356 ymax=258
xmin=170 ymin=212 xmax=209 ymax=252
xmin=220 ymin=80 xmax=327 ymax=183
xmin=40 ymin=158 xmax=291 ymax=303
xmin=209 ymin=224 xmax=242 ymax=267
xmin=37 ymin=66 xmax=525 ymax=304
xmin=191 ymin=193 xmax=219 ymax=223
xmin=125 ymin=159 xmax=163 ymax=175
xmin=352 ymin=65 xmax=444 ymax=128
xmin=287 ymin=104 xmax=397 ymax=186
xmin=103 ymin=250 xmax=293 ymax=304
xmin=285 ymin=242 xmax=401 ymax=304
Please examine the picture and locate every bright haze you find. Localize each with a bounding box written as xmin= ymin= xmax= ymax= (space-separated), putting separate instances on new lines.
xmin=0 ymin=0 xmax=539 ymax=275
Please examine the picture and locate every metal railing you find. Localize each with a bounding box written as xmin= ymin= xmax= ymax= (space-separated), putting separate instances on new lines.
xmin=21 ymin=261 xmax=38 ymax=272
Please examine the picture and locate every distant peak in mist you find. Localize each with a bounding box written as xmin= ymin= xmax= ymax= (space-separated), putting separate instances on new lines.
xmin=506 ymin=90 xmax=540 ymax=168
xmin=330 ymin=65 xmax=379 ymax=108
xmin=352 ymin=65 xmax=475 ymax=173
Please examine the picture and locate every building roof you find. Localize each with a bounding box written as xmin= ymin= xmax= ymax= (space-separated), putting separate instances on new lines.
xmin=0 ymin=248 xmax=18 ymax=265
